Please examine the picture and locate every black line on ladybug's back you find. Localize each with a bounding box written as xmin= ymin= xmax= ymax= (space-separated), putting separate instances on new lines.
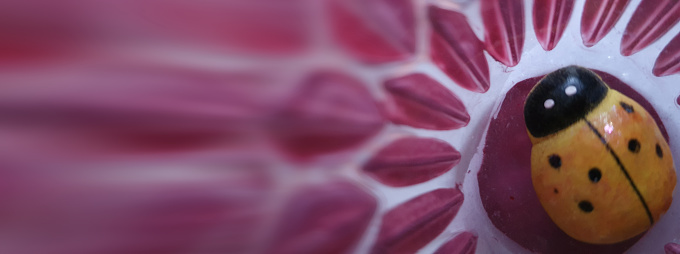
xmin=583 ymin=118 xmax=654 ymax=225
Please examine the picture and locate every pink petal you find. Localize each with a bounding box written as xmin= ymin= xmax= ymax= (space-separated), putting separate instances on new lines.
xmin=0 ymin=159 xmax=273 ymax=254
xmin=533 ymin=0 xmax=575 ymax=51
xmin=429 ymin=6 xmax=490 ymax=93
xmin=266 ymin=181 xmax=377 ymax=254
xmin=372 ymin=188 xmax=464 ymax=254
xmin=580 ymin=0 xmax=631 ymax=47
xmin=481 ymin=0 xmax=525 ymax=67
xmin=434 ymin=232 xmax=478 ymax=254
xmin=328 ymin=0 xmax=416 ymax=64
xmin=478 ymin=69 xmax=667 ymax=253
xmin=382 ymin=73 xmax=470 ymax=130
xmin=138 ymin=0 xmax=312 ymax=54
xmin=654 ymin=32 xmax=680 ymax=76
xmin=621 ymin=0 xmax=680 ymax=56
xmin=0 ymin=66 xmax=288 ymax=158
xmin=666 ymin=243 xmax=680 ymax=254
xmin=363 ymin=137 xmax=461 ymax=187
xmin=270 ymin=71 xmax=384 ymax=159
xmin=0 ymin=0 xmax=312 ymax=58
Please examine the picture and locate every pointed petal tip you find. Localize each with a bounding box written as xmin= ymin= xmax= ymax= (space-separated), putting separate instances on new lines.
xmin=363 ymin=137 xmax=461 ymax=187
xmin=382 ymin=73 xmax=470 ymax=130
xmin=429 ymin=5 xmax=490 ymax=93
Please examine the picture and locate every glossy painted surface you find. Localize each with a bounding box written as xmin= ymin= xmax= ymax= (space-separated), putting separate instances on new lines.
xmin=479 ymin=69 xmax=669 ymax=253
xmin=530 ymin=89 xmax=675 ymax=244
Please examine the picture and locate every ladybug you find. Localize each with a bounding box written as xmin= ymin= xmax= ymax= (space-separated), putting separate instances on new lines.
xmin=524 ymin=65 xmax=676 ymax=244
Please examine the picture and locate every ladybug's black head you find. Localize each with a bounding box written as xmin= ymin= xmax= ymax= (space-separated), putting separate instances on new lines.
xmin=524 ymin=65 xmax=608 ymax=138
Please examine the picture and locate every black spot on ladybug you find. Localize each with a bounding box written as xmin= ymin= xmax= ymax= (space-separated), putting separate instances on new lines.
xmin=548 ymin=154 xmax=561 ymax=169
xmin=584 ymin=119 xmax=655 ymax=224
xmin=656 ymin=144 xmax=663 ymax=158
xmin=620 ymin=101 xmax=634 ymax=113
xmin=579 ymin=201 xmax=594 ymax=213
xmin=554 ymin=188 xmax=559 ymax=194
xmin=588 ymin=168 xmax=601 ymax=183
xmin=628 ymin=139 xmax=641 ymax=153
xmin=524 ymin=66 xmax=608 ymax=138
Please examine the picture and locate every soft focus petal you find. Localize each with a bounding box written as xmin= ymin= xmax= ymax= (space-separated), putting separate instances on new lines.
xmin=372 ymin=188 xmax=464 ymax=254
xmin=654 ymin=33 xmax=680 ymax=76
xmin=666 ymin=243 xmax=680 ymax=254
xmin=621 ymin=0 xmax=680 ymax=56
xmin=363 ymin=137 xmax=461 ymax=187
xmin=269 ymin=71 xmax=384 ymax=159
xmin=382 ymin=73 xmax=469 ymax=130
xmin=327 ymin=0 xmax=416 ymax=64
xmin=434 ymin=232 xmax=478 ymax=254
xmin=265 ymin=181 xmax=377 ymax=254
xmin=0 ymin=156 xmax=273 ymax=254
xmin=0 ymin=65 xmax=291 ymax=159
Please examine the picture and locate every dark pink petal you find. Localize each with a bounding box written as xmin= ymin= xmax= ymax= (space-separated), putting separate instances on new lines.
xmin=481 ymin=0 xmax=525 ymax=66
xmin=666 ymin=243 xmax=680 ymax=254
xmin=328 ymin=0 xmax=416 ymax=64
xmin=429 ymin=6 xmax=490 ymax=93
xmin=581 ymin=0 xmax=631 ymax=47
xmin=363 ymin=137 xmax=461 ymax=187
xmin=271 ymin=71 xmax=384 ymax=159
xmin=654 ymin=32 xmax=680 ymax=76
xmin=621 ymin=0 xmax=680 ymax=56
xmin=0 ymin=66 xmax=288 ymax=158
xmin=478 ymin=69 xmax=667 ymax=253
xmin=266 ymin=181 xmax=377 ymax=254
xmin=372 ymin=188 xmax=464 ymax=254
xmin=0 ymin=158 xmax=273 ymax=253
xmin=533 ymin=0 xmax=575 ymax=51
xmin=382 ymin=73 xmax=469 ymax=130
xmin=138 ymin=0 xmax=312 ymax=54
xmin=434 ymin=232 xmax=478 ymax=254
xmin=0 ymin=0 xmax=312 ymax=57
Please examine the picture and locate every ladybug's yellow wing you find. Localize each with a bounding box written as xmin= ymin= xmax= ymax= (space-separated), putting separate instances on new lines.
xmin=531 ymin=116 xmax=649 ymax=244
xmin=588 ymin=91 xmax=676 ymax=223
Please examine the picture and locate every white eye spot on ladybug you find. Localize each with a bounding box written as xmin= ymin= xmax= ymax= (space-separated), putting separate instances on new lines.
xmin=565 ymin=85 xmax=577 ymax=96
xmin=544 ymin=99 xmax=555 ymax=109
